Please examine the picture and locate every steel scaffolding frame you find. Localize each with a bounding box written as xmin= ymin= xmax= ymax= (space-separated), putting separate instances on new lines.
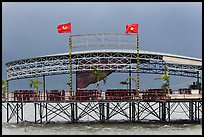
xmin=3 ymin=100 xmax=202 ymax=124
xmin=6 ymin=50 xmax=201 ymax=80
xmin=6 ymin=33 xmax=201 ymax=81
xmin=3 ymin=33 xmax=202 ymax=124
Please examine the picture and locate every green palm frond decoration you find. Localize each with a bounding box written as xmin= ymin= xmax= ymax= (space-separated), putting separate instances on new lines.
xmin=119 ymin=76 xmax=136 ymax=90
xmin=91 ymin=67 xmax=107 ymax=90
xmin=127 ymin=76 xmax=136 ymax=83
xmin=2 ymin=79 xmax=7 ymax=94
xmin=161 ymin=74 xmax=170 ymax=81
xmin=120 ymin=81 xmax=129 ymax=85
xmin=120 ymin=81 xmax=129 ymax=89
xmin=29 ymin=74 xmax=43 ymax=91
xmin=154 ymin=66 xmax=170 ymax=90
xmin=120 ymin=76 xmax=136 ymax=84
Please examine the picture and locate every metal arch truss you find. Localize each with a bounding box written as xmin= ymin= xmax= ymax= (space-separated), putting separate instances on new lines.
xmin=6 ymin=51 xmax=201 ymax=80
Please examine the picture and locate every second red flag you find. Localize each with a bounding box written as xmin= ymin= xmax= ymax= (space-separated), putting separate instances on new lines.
xmin=57 ymin=22 xmax=71 ymax=33
xmin=125 ymin=24 xmax=138 ymax=34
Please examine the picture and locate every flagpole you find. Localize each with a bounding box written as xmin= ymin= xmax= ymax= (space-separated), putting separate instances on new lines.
xmin=6 ymin=79 xmax=9 ymax=101
xmin=136 ymin=33 xmax=140 ymax=98
xmin=68 ymin=34 xmax=73 ymax=98
xmin=167 ymin=65 xmax=170 ymax=94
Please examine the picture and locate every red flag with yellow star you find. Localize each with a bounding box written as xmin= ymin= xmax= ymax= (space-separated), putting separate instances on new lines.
xmin=125 ymin=24 xmax=138 ymax=34
xmin=57 ymin=22 xmax=71 ymax=33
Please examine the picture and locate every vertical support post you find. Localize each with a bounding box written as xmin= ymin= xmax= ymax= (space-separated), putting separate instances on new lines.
xmin=71 ymin=103 xmax=75 ymax=122
xmin=137 ymin=101 xmax=140 ymax=121
xmin=17 ymin=103 xmax=19 ymax=124
xmin=99 ymin=103 xmax=101 ymax=122
xmin=76 ymin=72 xmax=78 ymax=93
xmin=132 ymin=102 xmax=135 ymax=121
xmin=68 ymin=36 xmax=73 ymax=98
xmin=189 ymin=101 xmax=194 ymax=121
xmin=6 ymin=80 xmax=9 ymax=101
xmin=162 ymin=102 xmax=166 ymax=122
xmin=21 ymin=102 xmax=23 ymax=122
xmin=136 ymin=34 xmax=140 ymax=97
xmin=46 ymin=103 xmax=48 ymax=122
xmin=40 ymin=103 xmax=42 ymax=123
xmin=129 ymin=67 xmax=132 ymax=101
xmin=196 ymin=70 xmax=200 ymax=92
xmin=198 ymin=102 xmax=200 ymax=120
xmin=7 ymin=103 xmax=9 ymax=123
xmin=129 ymin=102 xmax=132 ymax=121
xmin=106 ymin=102 xmax=110 ymax=121
xmin=167 ymin=66 xmax=170 ymax=94
xmin=195 ymin=101 xmax=197 ymax=121
xmin=159 ymin=102 xmax=161 ymax=119
xmin=129 ymin=67 xmax=131 ymax=91
xmin=99 ymin=102 xmax=105 ymax=123
xmin=34 ymin=103 xmax=37 ymax=124
xmin=102 ymin=103 xmax=105 ymax=122
xmin=36 ymin=74 xmax=40 ymax=99
xmin=43 ymin=75 xmax=46 ymax=100
xmin=167 ymin=101 xmax=170 ymax=122
xmin=75 ymin=103 xmax=78 ymax=122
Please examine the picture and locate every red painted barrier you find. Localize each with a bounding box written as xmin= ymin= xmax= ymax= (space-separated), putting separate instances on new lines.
xmin=76 ymin=90 xmax=102 ymax=101
xmin=46 ymin=90 xmax=66 ymax=101
xmin=14 ymin=90 xmax=38 ymax=101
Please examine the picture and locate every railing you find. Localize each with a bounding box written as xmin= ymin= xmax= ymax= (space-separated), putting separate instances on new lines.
xmin=75 ymin=90 xmax=102 ymax=101
xmin=2 ymin=89 xmax=202 ymax=102
xmin=13 ymin=90 xmax=38 ymax=101
xmin=46 ymin=90 xmax=65 ymax=101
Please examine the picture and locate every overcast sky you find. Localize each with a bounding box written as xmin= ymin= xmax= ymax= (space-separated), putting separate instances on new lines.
xmin=2 ymin=2 xmax=202 ymax=91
